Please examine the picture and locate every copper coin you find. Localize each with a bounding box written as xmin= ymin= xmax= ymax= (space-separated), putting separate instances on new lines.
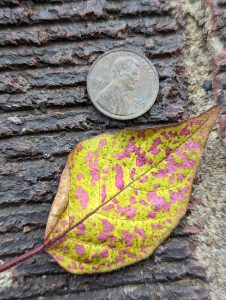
xmin=87 ymin=49 xmax=159 ymax=120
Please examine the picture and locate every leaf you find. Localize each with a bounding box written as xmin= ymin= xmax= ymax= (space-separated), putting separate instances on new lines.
xmin=44 ymin=106 xmax=219 ymax=274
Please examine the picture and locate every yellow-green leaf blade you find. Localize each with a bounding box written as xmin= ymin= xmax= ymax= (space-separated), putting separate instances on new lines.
xmin=45 ymin=106 xmax=219 ymax=274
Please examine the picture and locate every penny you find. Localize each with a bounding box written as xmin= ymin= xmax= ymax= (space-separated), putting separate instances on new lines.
xmin=87 ymin=49 xmax=159 ymax=120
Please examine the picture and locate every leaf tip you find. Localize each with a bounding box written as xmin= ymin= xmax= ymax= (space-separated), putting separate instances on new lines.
xmin=204 ymin=105 xmax=220 ymax=119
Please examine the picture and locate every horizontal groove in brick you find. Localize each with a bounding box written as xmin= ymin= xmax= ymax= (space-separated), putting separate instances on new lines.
xmin=0 ymin=56 xmax=185 ymax=96
xmin=0 ymin=102 xmax=188 ymax=139
xmin=0 ymin=268 xmax=208 ymax=300
xmin=0 ymin=73 xmax=186 ymax=112
xmin=0 ymin=16 xmax=180 ymax=47
xmin=0 ymin=0 xmax=180 ymax=27
xmin=0 ymin=204 xmax=49 ymax=234
xmin=0 ymin=34 xmax=183 ymax=71
xmin=0 ymin=229 xmax=44 ymax=254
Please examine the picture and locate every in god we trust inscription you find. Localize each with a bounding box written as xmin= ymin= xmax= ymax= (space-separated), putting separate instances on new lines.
xmin=87 ymin=49 xmax=159 ymax=120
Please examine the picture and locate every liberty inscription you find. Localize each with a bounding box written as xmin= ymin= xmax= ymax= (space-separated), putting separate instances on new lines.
xmin=87 ymin=49 xmax=159 ymax=120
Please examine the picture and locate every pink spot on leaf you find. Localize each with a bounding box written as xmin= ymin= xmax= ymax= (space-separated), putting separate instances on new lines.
xmin=76 ymin=245 xmax=85 ymax=255
xmin=152 ymin=169 xmax=168 ymax=178
xmin=120 ymin=230 xmax=136 ymax=247
xmin=170 ymin=175 xmax=175 ymax=184
xmin=115 ymin=164 xmax=124 ymax=190
xmin=130 ymin=196 xmax=136 ymax=204
xmin=148 ymin=212 xmax=156 ymax=218
xmin=76 ymin=186 xmax=89 ymax=209
xmin=185 ymin=140 xmax=200 ymax=151
xmin=181 ymin=128 xmax=190 ymax=136
xmin=113 ymin=198 xmax=118 ymax=204
xmin=166 ymin=147 xmax=171 ymax=155
xmin=148 ymin=137 xmax=163 ymax=155
xmin=138 ymin=130 xmax=146 ymax=139
xmin=102 ymin=204 xmax=114 ymax=211
xmin=116 ymin=256 xmax=125 ymax=263
xmin=101 ymin=184 xmax=107 ymax=202
xmin=126 ymin=207 xmax=137 ymax=220
xmin=61 ymin=220 xmax=67 ymax=227
xmin=135 ymin=227 xmax=146 ymax=241
xmin=102 ymin=219 xmax=114 ymax=232
xmin=147 ymin=191 xmax=170 ymax=211
xmin=69 ymin=215 xmax=75 ymax=224
xmin=178 ymin=173 xmax=185 ymax=181
xmin=153 ymin=184 xmax=159 ymax=189
xmin=77 ymin=173 xmax=83 ymax=180
xmin=140 ymin=200 xmax=148 ymax=206
xmin=139 ymin=174 xmax=148 ymax=183
xmin=101 ymin=249 xmax=109 ymax=258
xmin=77 ymin=144 xmax=83 ymax=152
xmin=170 ymin=185 xmax=190 ymax=203
xmin=56 ymin=255 xmax=63 ymax=262
xmin=136 ymin=152 xmax=152 ymax=167
xmin=55 ymin=227 xmax=61 ymax=233
xmin=127 ymin=138 xmax=152 ymax=167
xmin=118 ymin=151 xmax=131 ymax=160
xmin=98 ymin=138 xmax=106 ymax=149
xmin=141 ymin=246 xmax=147 ymax=253
xmin=76 ymin=223 xmax=85 ymax=236
xmin=116 ymin=205 xmax=129 ymax=215
xmin=86 ymin=151 xmax=100 ymax=184
xmin=151 ymin=148 xmax=160 ymax=155
xmin=98 ymin=232 xmax=109 ymax=242
xmin=134 ymin=188 xmax=138 ymax=195
xmin=130 ymin=168 xmax=136 ymax=180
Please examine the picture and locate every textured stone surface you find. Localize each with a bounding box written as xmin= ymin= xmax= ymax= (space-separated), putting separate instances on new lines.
xmin=0 ymin=0 xmax=225 ymax=299
xmin=182 ymin=1 xmax=226 ymax=300
xmin=208 ymin=0 xmax=226 ymax=143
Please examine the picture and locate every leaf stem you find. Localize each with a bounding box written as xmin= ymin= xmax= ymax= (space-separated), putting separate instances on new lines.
xmin=0 ymin=243 xmax=46 ymax=273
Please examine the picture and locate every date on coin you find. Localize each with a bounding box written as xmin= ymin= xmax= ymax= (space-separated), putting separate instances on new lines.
xmin=87 ymin=49 xmax=159 ymax=120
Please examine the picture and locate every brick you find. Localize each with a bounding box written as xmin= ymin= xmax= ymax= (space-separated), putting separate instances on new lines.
xmin=0 ymin=35 xmax=182 ymax=71
xmin=0 ymin=63 xmax=167 ymax=94
xmin=0 ymin=56 xmax=184 ymax=94
xmin=37 ymin=281 xmax=210 ymax=300
xmin=0 ymin=274 xmax=68 ymax=300
xmin=154 ymin=237 xmax=196 ymax=261
xmin=0 ymin=204 xmax=49 ymax=234
xmin=0 ymin=98 xmax=188 ymax=139
xmin=0 ymin=229 xmax=44 ymax=256
xmin=0 ymin=16 xmax=179 ymax=47
xmin=0 ymin=78 xmax=184 ymax=112
xmin=0 ymin=86 xmax=90 ymax=111
xmin=0 ymin=1 xmax=181 ymax=26
xmin=0 ymin=252 xmax=206 ymax=299
xmin=0 ymin=0 xmax=20 ymax=6
xmin=0 ymin=74 xmax=30 ymax=93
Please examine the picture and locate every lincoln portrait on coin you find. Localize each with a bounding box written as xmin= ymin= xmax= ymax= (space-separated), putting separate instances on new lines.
xmin=95 ymin=56 xmax=140 ymax=116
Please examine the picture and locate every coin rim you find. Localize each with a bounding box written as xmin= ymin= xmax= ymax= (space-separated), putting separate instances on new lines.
xmin=87 ymin=48 xmax=159 ymax=120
